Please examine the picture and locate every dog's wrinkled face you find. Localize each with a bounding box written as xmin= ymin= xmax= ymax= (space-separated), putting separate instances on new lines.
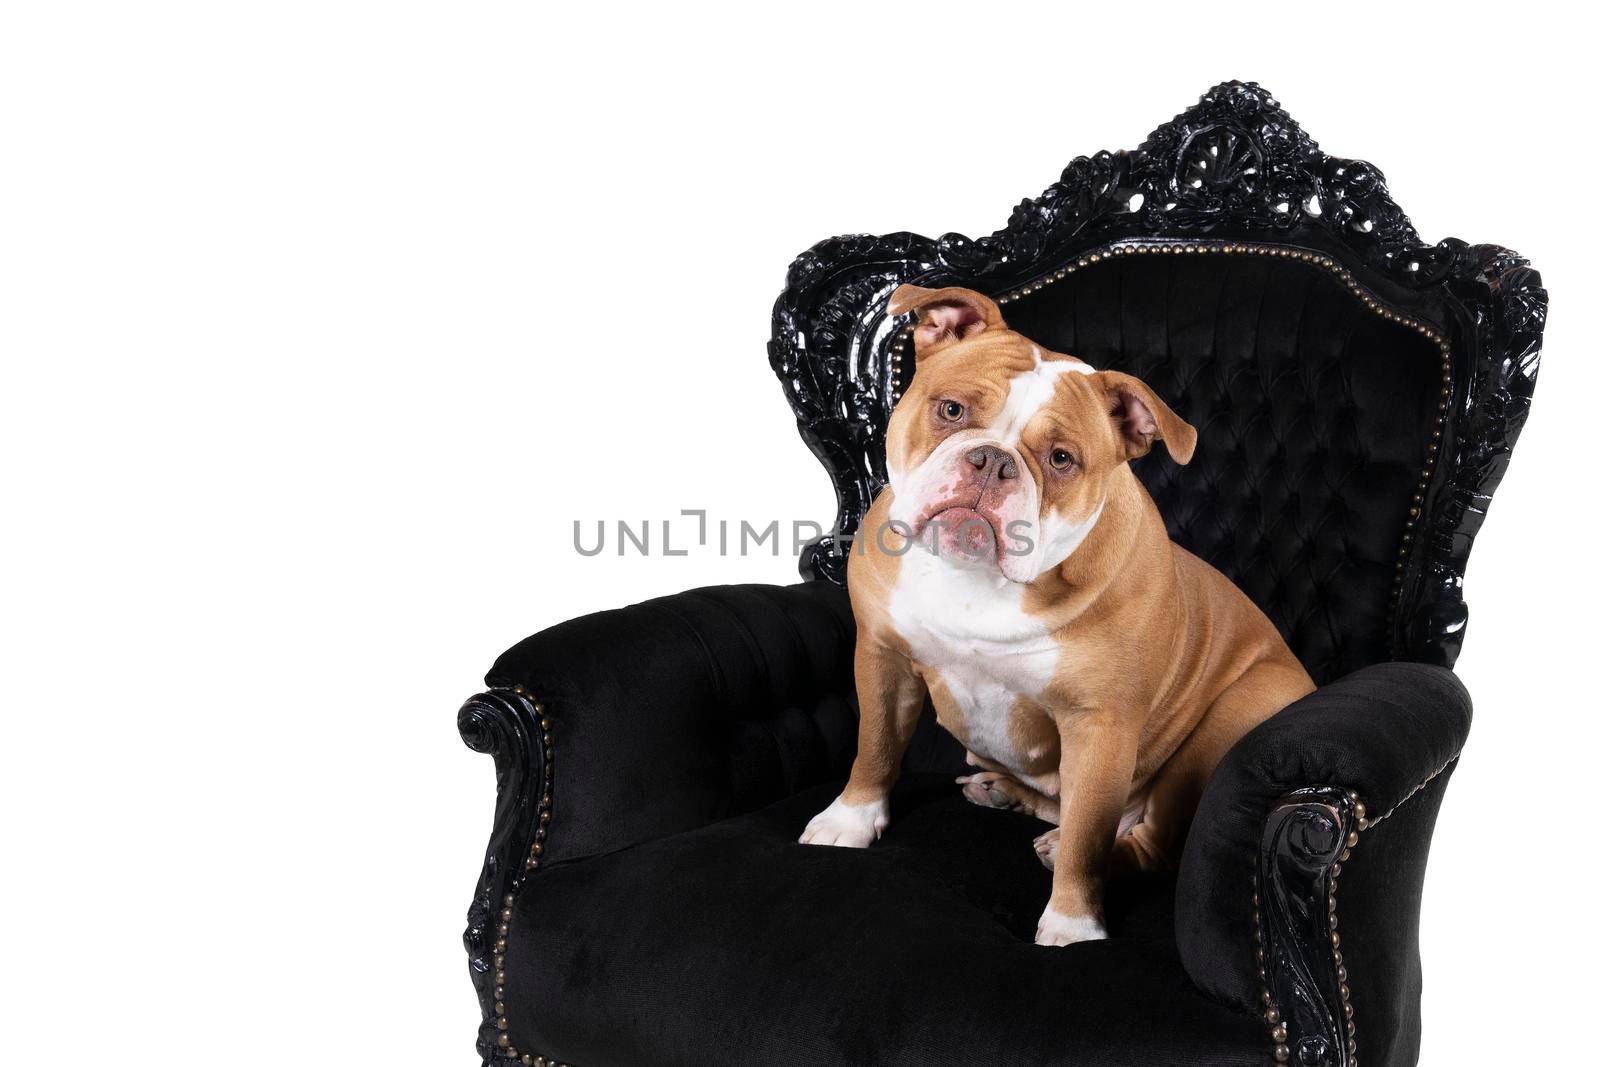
xmin=884 ymin=285 xmax=1197 ymax=583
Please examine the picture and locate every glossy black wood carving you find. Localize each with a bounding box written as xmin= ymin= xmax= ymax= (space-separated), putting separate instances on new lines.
xmin=767 ymin=80 xmax=1545 ymax=669
xmin=458 ymin=688 xmax=547 ymax=1064
xmin=1257 ymin=788 xmax=1359 ymax=1067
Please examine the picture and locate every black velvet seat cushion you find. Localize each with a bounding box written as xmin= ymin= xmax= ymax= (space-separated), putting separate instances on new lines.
xmin=504 ymin=774 xmax=1263 ymax=1067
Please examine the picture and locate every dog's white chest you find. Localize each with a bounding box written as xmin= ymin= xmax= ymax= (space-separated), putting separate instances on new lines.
xmin=887 ymin=549 xmax=1063 ymax=767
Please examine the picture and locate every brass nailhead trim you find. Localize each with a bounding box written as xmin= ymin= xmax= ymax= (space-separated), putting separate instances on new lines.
xmin=1363 ymin=756 xmax=1457 ymax=831
xmin=891 ymin=240 xmax=1451 ymax=650
xmin=492 ymin=685 xmax=572 ymax=1067
xmin=1332 ymin=792 xmax=1364 ymax=1067
xmin=891 ymin=323 xmax=912 ymax=401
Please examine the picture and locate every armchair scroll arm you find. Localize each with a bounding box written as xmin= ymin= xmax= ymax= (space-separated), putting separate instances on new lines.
xmin=456 ymin=581 xmax=856 ymax=1061
xmin=458 ymin=687 xmax=548 ymax=1060
xmin=1175 ymin=661 xmax=1472 ymax=1067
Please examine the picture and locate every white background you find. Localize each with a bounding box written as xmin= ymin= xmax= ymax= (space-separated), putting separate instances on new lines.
xmin=3 ymin=3 xmax=1594 ymax=1064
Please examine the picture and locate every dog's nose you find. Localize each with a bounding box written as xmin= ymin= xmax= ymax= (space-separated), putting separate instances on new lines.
xmin=966 ymin=445 xmax=1018 ymax=480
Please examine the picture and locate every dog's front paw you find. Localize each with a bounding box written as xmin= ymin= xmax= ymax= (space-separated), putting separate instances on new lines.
xmin=1034 ymin=907 xmax=1108 ymax=947
xmin=799 ymin=795 xmax=888 ymax=848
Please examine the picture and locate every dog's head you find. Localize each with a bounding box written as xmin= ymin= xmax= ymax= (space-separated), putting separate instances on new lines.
xmin=883 ymin=285 xmax=1196 ymax=583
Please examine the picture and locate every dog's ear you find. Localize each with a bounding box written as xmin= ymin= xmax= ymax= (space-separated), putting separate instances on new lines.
xmin=888 ymin=285 xmax=1006 ymax=358
xmin=1096 ymin=371 xmax=1197 ymax=465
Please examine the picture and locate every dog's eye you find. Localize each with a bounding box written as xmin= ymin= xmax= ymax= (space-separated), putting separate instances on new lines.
xmin=937 ymin=400 xmax=965 ymax=422
xmin=1049 ymin=448 xmax=1074 ymax=470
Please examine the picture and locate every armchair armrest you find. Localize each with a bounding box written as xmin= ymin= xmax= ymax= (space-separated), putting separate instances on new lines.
xmin=462 ymin=581 xmax=856 ymax=869
xmin=457 ymin=581 xmax=856 ymax=1057
xmin=1175 ymin=662 xmax=1472 ymax=1067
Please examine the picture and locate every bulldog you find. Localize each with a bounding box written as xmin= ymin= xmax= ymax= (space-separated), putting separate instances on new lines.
xmin=799 ymin=284 xmax=1315 ymax=947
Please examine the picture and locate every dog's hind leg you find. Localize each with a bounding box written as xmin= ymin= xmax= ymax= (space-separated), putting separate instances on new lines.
xmin=1113 ymin=659 xmax=1313 ymax=873
xmin=957 ymin=770 xmax=1061 ymax=822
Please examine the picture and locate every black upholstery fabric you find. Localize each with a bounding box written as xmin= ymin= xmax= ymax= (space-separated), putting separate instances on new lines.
xmin=1329 ymin=762 xmax=1455 ymax=1067
xmin=1175 ymin=662 xmax=1471 ymax=1018
xmin=488 ymin=581 xmax=981 ymax=867
xmin=1005 ymin=256 xmax=1437 ymax=684
xmin=485 ymin=588 xmax=1470 ymax=1066
xmin=486 ymin=582 xmax=858 ymax=866
xmin=505 ymin=775 xmax=1263 ymax=1067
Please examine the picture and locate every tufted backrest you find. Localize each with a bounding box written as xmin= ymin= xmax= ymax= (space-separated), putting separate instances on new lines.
xmin=769 ymin=83 xmax=1544 ymax=677
xmin=1002 ymin=250 xmax=1434 ymax=683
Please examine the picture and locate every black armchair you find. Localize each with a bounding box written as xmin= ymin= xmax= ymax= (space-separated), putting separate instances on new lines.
xmin=459 ymin=83 xmax=1544 ymax=1067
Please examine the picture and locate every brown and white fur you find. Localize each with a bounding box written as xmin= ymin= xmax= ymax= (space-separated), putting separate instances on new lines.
xmin=799 ymin=285 xmax=1315 ymax=947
